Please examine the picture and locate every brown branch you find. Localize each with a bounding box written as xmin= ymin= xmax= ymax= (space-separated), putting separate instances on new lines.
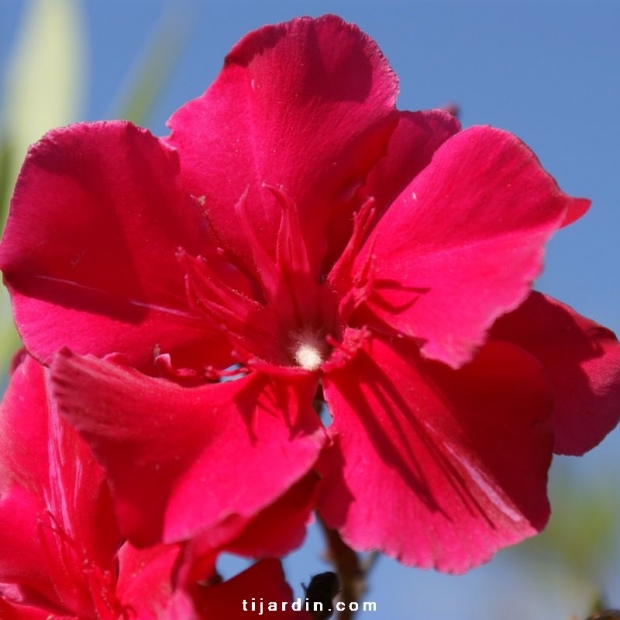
xmin=318 ymin=517 xmax=378 ymax=620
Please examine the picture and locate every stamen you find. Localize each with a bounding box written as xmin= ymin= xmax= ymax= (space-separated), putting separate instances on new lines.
xmin=233 ymin=188 xmax=281 ymax=303
xmin=154 ymin=353 xmax=199 ymax=378
xmin=322 ymin=326 xmax=370 ymax=372
xmin=326 ymin=196 xmax=376 ymax=297
xmin=295 ymin=343 xmax=323 ymax=371
xmin=265 ymin=184 xmax=318 ymax=325
xmin=289 ymin=327 xmax=328 ymax=372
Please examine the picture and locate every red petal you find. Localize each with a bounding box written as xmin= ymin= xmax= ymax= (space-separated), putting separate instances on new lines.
xmin=561 ymin=196 xmax=590 ymax=227
xmin=0 ymin=360 xmax=50 ymax=583
xmin=363 ymin=109 xmax=461 ymax=214
xmin=0 ymin=486 xmax=50 ymax=605
xmin=356 ymin=126 xmax=588 ymax=368
xmin=177 ymin=473 xmax=319 ymax=586
xmin=324 ymin=109 xmax=460 ymax=269
xmin=166 ymin=15 xmax=398 ymax=271
xmin=188 ymin=559 xmax=309 ymax=620
xmin=115 ymin=543 xmax=181 ymax=618
xmin=320 ymin=337 xmax=553 ymax=573
xmin=0 ymin=599 xmax=65 ymax=620
xmin=50 ymin=351 xmax=326 ymax=546
xmin=0 ymin=121 xmax=229 ymax=371
xmin=224 ymin=472 xmax=318 ymax=558
xmin=491 ymin=292 xmax=620 ymax=455
xmin=0 ymin=355 xmax=120 ymax=611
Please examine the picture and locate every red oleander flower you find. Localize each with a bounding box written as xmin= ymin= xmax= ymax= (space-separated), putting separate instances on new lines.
xmin=0 ymin=355 xmax=312 ymax=619
xmin=1 ymin=15 xmax=620 ymax=573
xmin=0 ymin=353 xmax=177 ymax=618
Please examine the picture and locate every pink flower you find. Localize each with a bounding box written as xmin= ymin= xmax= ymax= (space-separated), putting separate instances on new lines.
xmin=0 ymin=353 xmax=177 ymax=618
xmin=1 ymin=15 xmax=619 ymax=572
xmin=0 ymin=355 xmax=312 ymax=619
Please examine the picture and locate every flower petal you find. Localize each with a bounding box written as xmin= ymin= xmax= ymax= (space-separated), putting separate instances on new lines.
xmin=0 ymin=355 xmax=120 ymax=613
xmin=363 ymin=109 xmax=461 ymax=214
xmin=355 ymin=126 xmax=589 ymax=368
xmin=491 ymin=292 xmax=620 ymax=455
xmin=0 ymin=121 xmax=229 ymax=370
xmin=320 ymin=337 xmax=553 ymax=573
xmin=224 ymin=473 xmax=318 ymax=559
xmin=177 ymin=472 xmax=319 ymax=587
xmin=0 ymin=363 xmax=48 ymax=593
xmin=172 ymin=473 xmax=319 ymax=598
xmin=50 ymin=350 xmax=326 ymax=547
xmin=324 ymin=109 xmax=460 ymax=269
xmin=0 ymin=599 xmax=64 ymax=620
xmin=0 ymin=486 xmax=50 ymax=605
xmin=115 ymin=543 xmax=181 ymax=619
xmin=166 ymin=15 xmax=398 ymax=270
xmin=185 ymin=559 xmax=308 ymax=620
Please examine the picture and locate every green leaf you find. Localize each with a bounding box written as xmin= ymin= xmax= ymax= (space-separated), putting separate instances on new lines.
xmin=2 ymin=0 xmax=86 ymax=187
xmin=111 ymin=4 xmax=191 ymax=125
xmin=0 ymin=0 xmax=86 ymax=372
xmin=0 ymin=136 xmax=13 ymax=228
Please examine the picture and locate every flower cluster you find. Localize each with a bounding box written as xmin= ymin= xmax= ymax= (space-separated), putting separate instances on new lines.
xmin=1 ymin=14 xmax=619 ymax=618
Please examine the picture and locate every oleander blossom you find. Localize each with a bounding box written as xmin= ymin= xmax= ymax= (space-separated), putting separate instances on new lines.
xmin=0 ymin=353 xmax=177 ymax=619
xmin=1 ymin=15 xmax=620 ymax=573
xmin=0 ymin=354 xmax=311 ymax=619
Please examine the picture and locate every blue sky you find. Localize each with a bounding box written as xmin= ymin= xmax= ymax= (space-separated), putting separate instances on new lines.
xmin=2 ymin=2 xmax=620 ymax=619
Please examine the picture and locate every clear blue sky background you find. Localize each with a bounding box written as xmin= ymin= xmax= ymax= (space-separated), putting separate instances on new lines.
xmin=2 ymin=2 xmax=620 ymax=619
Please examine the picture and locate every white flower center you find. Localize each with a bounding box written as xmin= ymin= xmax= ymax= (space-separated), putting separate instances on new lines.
xmin=290 ymin=327 xmax=327 ymax=371
xmin=295 ymin=343 xmax=323 ymax=371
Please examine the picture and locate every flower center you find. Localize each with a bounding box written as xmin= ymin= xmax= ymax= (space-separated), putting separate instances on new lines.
xmin=294 ymin=343 xmax=323 ymax=371
xmin=290 ymin=327 xmax=329 ymax=371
